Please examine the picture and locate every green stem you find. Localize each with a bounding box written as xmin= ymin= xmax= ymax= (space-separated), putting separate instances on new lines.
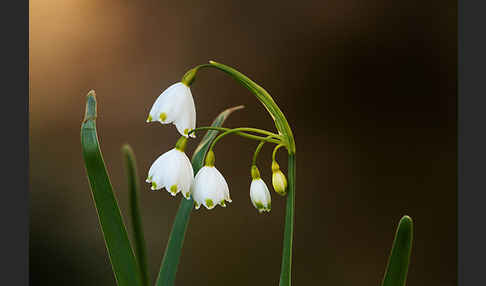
xmin=189 ymin=126 xmax=282 ymax=145
xmin=189 ymin=126 xmax=280 ymax=139
xmin=209 ymin=127 xmax=282 ymax=151
xmin=183 ymin=62 xmax=298 ymax=286
xmin=272 ymin=144 xmax=285 ymax=161
xmin=279 ymin=153 xmax=295 ymax=286
xmin=185 ymin=61 xmax=296 ymax=153
xmin=252 ymin=137 xmax=271 ymax=165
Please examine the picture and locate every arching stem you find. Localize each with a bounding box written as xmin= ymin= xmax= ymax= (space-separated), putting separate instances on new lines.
xmin=182 ymin=61 xmax=296 ymax=153
xmin=209 ymin=128 xmax=283 ymax=152
xmin=252 ymin=137 xmax=273 ymax=165
xmin=188 ymin=126 xmax=281 ymax=144
xmin=272 ymin=144 xmax=285 ymax=161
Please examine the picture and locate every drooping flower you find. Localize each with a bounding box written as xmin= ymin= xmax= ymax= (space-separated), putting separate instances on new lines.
xmin=146 ymin=137 xmax=193 ymax=199
xmin=249 ymin=165 xmax=271 ymax=213
xmin=146 ymin=82 xmax=196 ymax=138
xmin=192 ymin=150 xmax=231 ymax=210
xmin=271 ymin=161 xmax=287 ymax=196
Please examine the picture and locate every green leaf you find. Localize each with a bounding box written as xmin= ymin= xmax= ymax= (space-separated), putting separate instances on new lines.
xmin=381 ymin=215 xmax=414 ymax=286
xmin=155 ymin=105 xmax=244 ymax=286
xmin=279 ymin=154 xmax=295 ymax=286
xmin=122 ymin=144 xmax=150 ymax=286
xmin=81 ymin=91 xmax=142 ymax=286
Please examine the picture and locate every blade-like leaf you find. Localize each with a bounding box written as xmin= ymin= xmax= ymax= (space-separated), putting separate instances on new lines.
xmin=155 ymin=105 xmax=244 ymax=286
xmin=381 ymin=215 xmax=414 ymax=286
xmin=81 ymin=91 xmax=142 ymax=286
xmin=122 ymin=144 xmax=150 ymax=286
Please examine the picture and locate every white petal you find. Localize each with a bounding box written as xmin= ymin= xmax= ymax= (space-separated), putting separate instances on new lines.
xmin=192 ymin=166 xmax=230 ymax=210
xmin=250 ymin=179 xmax=271 ymax=212
xmin=147 ymin=82 xmax=196 ymax=137
xmin=175 ymin=151 xmax=194 ymax=199
xmin=146 ymin=148 xmax=194 ymax=198
xmin=173 ymin=91 xmax=196 ymax=138
xmin=148 ymin=83 xmax=182 ymax=122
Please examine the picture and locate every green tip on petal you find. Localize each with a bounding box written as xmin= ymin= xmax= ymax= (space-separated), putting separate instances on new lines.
xmin=159 ymin=112 xmax=167 ymax=122
xmin=170 ymin=185 xmax=178 ymax=194
xmin=255 ymin=202 xmax=264 ymax=210
xmin=220 ymin=200 xmax=226 ymax=207
xmin=146 ymin=115 xmax=152 ymax=122
xmin=151 ymin=182 xmax=157 ymax=189
xmin=205 ymin=199 xmax=214 ymax=208
xmin=255 ymin=201 xmax=270 ymax=213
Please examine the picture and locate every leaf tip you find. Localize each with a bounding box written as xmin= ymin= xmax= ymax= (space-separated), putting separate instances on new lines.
xmin=83 ymin=90 xmax=97 ymax=123
xmin=399 ymin=215 xmax=413 ymax=230
xmin=121 ymin=144 xmax=136 ymax=163
xmin=228 ymin=105 xmax=245 ymax=112
xmin=396 ymin=215 xmax=413 ymax=247
xmin=121 ymin=143 xmax=133 ymax=154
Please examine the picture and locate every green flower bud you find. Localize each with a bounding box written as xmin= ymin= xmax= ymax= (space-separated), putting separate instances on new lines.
xmin=271 ymin=161 xmax=287 ymax=196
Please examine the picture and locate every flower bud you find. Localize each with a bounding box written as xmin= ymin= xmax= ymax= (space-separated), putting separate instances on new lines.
xmin=271 ymin=161 xmax=287 ymax=196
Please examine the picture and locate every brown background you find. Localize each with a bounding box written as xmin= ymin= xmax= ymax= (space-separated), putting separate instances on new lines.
xmin=30 ymin=0 xmax=456 ymax=285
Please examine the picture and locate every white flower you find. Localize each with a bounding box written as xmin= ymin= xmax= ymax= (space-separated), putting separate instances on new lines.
xmin=271 ymin=161 xmax=287 ymax=196
xmin=146 ymin=82 xmax=196 ymax=138
xmin=250 ymin=178 xmax=272 ymax=213
xmin=192 ymin=166 xmax=232 ymax=210
xmin=146 ymin=148 xmax=194 ymax=199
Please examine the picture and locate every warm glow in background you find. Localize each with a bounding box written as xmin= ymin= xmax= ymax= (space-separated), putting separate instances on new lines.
xmin=30 ymin=0 xmax=456 ymax=285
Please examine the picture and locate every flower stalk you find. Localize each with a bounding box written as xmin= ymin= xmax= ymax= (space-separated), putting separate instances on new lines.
xmin=149 ymin=61 xmax=297 ymax=285
xmin=188 ymin=126 xmax=282 ymax=144
xmin=182 ymin=61 xmax=296 ymax=153
xmin=209 ymin=127 xmax=282 ymax=153
xmin=280 ymin=153 xmax=295 ymax=286
xmin=182 ymin=61 xmax=297 ymax=285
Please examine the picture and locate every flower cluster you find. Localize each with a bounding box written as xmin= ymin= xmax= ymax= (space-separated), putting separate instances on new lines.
xmin=146 ymin=77 xmax=288 ymax=213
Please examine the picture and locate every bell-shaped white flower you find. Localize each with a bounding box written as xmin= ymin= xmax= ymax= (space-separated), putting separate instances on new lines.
xmin=146 ymin=82 xmax=196 ymax=138
xmin=191 ymin=150 xmax=231 ymax=210
xmin=146 ymin=137 xmax=194 ymax=199
xmin=271 ymin=161 xmax=287 ymax=196
xmin=249 ymin=166 xmax=271 ymax=213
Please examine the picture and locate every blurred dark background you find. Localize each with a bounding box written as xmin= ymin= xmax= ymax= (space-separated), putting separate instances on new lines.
xmin=30 ymin=0 xmax=456 ymax=285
